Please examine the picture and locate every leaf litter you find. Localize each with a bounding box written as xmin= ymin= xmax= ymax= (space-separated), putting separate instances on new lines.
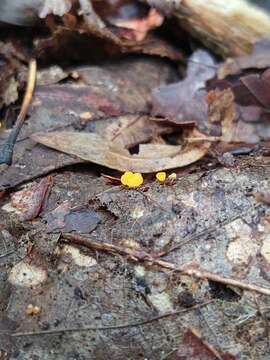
xmin=31 ymin=128 xmax=211 ymax=172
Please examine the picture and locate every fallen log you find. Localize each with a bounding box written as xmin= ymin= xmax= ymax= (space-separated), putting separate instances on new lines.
xmin=147 ymin=0 xmax=270 ymax=56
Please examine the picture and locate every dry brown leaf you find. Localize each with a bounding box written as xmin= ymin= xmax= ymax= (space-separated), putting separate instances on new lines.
xmin=11 ymin=176 xmax=53 ymax=221
xmin=207 ymin=88 xmax=237 ymax=143
xmin=112 ymin=8 xmax=164 ymax=41
xmin=218 ymin=38 xmax=270 ymax=79
xmin=31 ymin=130 xmax=210 ymax=173
xmin=151 ymin=50 xmax=216 ymax=132
xmin=104 ymin=114 xmax=173 ymax=149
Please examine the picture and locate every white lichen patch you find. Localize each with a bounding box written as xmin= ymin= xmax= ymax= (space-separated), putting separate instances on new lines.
xmin=181 ymin=192 xmax=197 ymax=208
xmin=257 ymin=223 xmax=265 ymax=233
xmin=260 ymin=234 xmax=270 ymax=263
xmin=8 ymin=262 xmax=47 ymax=287
xmin=148 ymin=292 xmax=173 ymax=313
xmin=62 ymin=245 xmax=97 ymax=267
xmin=134 ymin=265 xmax=145 ymax=278
xmin=1 ymin=202 xmax=21 ymax=215
xmin=130 ymin=206 xmax=145 ymax=219
xmin=226 ymin=219 xmax=258 ymax=266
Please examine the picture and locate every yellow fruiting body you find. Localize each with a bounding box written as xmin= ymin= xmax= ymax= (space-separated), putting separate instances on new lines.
xmin=121 ymin=171 xmax=143 ymax=188
xmin=26 ymin=304 xmax=41 ymax=316
xmin=168 ymin=173 xmax=177 ymax=180
xmin=121 ymin=171 xmax=133 ymax=185
xmin=156 ymin=172 xmax=166 ymax=182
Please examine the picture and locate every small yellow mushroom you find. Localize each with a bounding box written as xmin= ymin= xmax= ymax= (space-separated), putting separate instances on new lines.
xmin=26 ymin=304 xmax=41 ymax=316
xmin=121 ymin=171 xmax=143 ymax=188
xmin=156 ymin=172 xmax=166 ymax=182
xmin=168 ymin=173 xmax=177 ymax=180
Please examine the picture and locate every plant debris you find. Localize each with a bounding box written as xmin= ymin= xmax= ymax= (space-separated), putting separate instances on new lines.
xmin=2 ymin=1 xmax=270 ymax=359
xmin=11 ymin=176 xmax=53 ymax=221
xmin=31 ymin=129 xmax=211 ymax=172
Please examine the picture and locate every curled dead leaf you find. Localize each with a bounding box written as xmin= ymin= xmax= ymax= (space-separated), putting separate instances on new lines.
xmin=112 ymin=8 xmax=164 ymax=42
xmin=207 ymin=88 xmax=237 ymax=143
xmin=151 ymin=49 xmax=216 ymax=132
xmin=11 ymin=176 xmax=53 ymax=221
xmin=31 ymin=129 xmax=210 ymax=173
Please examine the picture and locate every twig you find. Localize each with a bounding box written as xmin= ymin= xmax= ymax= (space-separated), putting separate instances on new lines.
xmin=111 ymin=114 xmax=143 ymax=141
xmin=158 ymin=211 xmax=242 ymax=258
xmin=0 ymin=250 xmax=14 ymax=259
xmin=0 ymin=59 xmax=37 ymax=165
xmin=185 ymin=136 xmax=220 ymax=142
xmin=62 ymin=233 xmax=270 ymax=296
xmin=10 ymin=301 xmax=212 ymax=338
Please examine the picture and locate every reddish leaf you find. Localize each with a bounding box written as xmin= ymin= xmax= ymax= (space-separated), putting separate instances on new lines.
xmin=11 ymin=176 xmax=53 ymax=221
xmin=240 ymin=73 xmax=270 ymax=109
xmin=173 ymin=328 xmax=236 ymax=360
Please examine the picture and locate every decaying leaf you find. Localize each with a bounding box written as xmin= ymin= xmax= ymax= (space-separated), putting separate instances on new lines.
xmin=207 ymin=88 xmax=237 ymax=142
xmin=175 ymin=328 xmax=236 ymax=360
xmin=111 ymin=7 xmax=164 ymax=41
xmin=0 ymin=41 xmax=27 ymax=109
xmin=151 ymin=49 xmax=216 ymax=132
xmin=31 ymin=129 xmax=211 ymax=173
xmin=44 ymin=202 xmax=101 ymax=233
xmin=240 ymin=72 xmax=270 ymax=109
xmin=219 ymin=38 xmax=270 ymax=79
xmin=211 ymin=67 xmax=270 ymax=137
xmin=33 ymin=0 xmax=182 ymax=62
xmin=11 ymin=176 xmax=53 ymax=221
xmin=103 ymin=114 xmax=173 ymax=149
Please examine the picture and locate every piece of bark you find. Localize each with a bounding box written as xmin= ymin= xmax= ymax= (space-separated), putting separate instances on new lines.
xmin=147 ymin=0 xmax=270 ymax=57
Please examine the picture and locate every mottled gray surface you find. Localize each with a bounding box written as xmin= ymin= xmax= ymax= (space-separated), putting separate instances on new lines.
xmin=1 ymin=162 xmax=270 ymax=359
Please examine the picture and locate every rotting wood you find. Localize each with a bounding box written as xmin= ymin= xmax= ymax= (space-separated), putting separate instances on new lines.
xmin=150 ymin=0 xmax=270 ymax=57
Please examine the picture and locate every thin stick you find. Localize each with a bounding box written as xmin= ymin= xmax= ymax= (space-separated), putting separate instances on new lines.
xmin=62 ymin=233 xmax=270 ymax=296
xmin=158 ymin=211 xmax=242 ymax=258
xmin=0 ymin=59 xmax=37 ymax=165
xmin=10 ymin=301 xmax=212 ymax=338
xmin=185 ymin=136 xmax=220 ymax=142
xmin=0 ymin=250 xmax=14 ymax=259
xmin=111 ymin=114 xmax=143 ymax=141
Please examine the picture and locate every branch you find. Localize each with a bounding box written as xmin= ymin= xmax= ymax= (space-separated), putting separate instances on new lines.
xmin=0 ymin=58 xmax=37 ymax=165
xmin=148 ymin=0 xmax=270 ymax=57
xmin=10 ymin=301 xmax=212 ymax=337
xmin=62 ymin=233 xmax=270 ymax=296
